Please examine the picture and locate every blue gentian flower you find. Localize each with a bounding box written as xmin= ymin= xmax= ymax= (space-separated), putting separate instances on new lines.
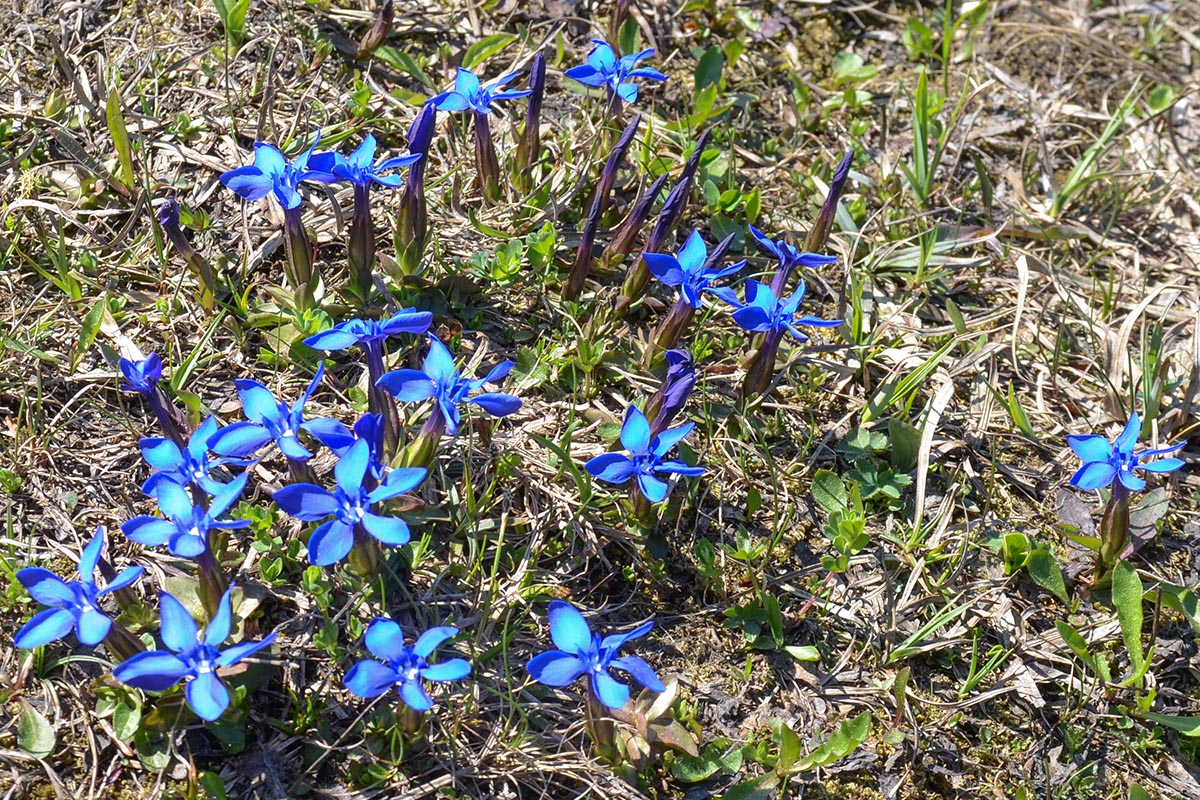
xmin=1068 ymin=412 xmax=1185 ymax=492
xmin=220 ymin=135 xmax=335 ymax=210
xmin=376 ymin=335 xmax=521 ymax=436
xmin=208 ymin=365 xmax=327 ymax=462
xmin=643 ymin=229 xmax=746 ymax=309
xmin=273 ymin=439 xmax=426 ymax=566
xmin=565 ymin=40 xmax=667 ymax=103
xmin=427 ymin=68 xmax=532 ymax=114
xmin=122 ymin=474 xmax=250 ymax=558
xmin=585 ymin=405 xmax=704 ymax=502
xmin=120 ymin=354 xmax=163 ymax=394
xmin=303 ymin=309 xmax=433 ymax=354
xmin=305 ymin=413 xmax=387 ymax=482
xmin=748 ymin=226 xmax=839 ymax=274
xmin=113 ymin=586 xmax=276 ymax=722
xmin=141 ymin=416 xmax=249 ymax=495
xmin=308 ymin=134 xmax=422 ymax=190
xmin=647 ymin=349 xmax=695 ymax=434
xmin=526 ymin=601 xmax=665 ymax=709
xmin=15 ymin=527 xmax=143 ymax=648
xmin=725 ymin=279 xmax=842 ymax=343
xmin=343 ymin=619 xmax=472 ymax=711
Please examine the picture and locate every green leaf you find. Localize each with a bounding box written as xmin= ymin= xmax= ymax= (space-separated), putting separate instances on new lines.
xmin=618 ymin=17 xmax=639 ymax=60
xmin=112 ymin=696 xmax=141 ymax=741
xmin=785 ymin=645 xmax=821 ymax=662
xmin=694 ymin=46 xmax=724 ymax=94
xmin=795 ymin=711 xmax=872 ymax=771
xmin=1055 ymin=620 xmax=1097 ymax=674
xmin=672 ymin=739 xmax=739 ymax=782
xmin=463 ymin=34 xmax=519 ymax=70
xmin=1112 ymin=560 xmax=1145 ymax=678
xmin=1129 ymin=785 xmax=1152 ymax=800
xmin=743 ymin=186 xmax=761 ymax=226
xmin=772 ymin=719 xmax=803 ymax=772
xmin=887 ymin=417 xmax=921 ymax=471
xmin=136 ymin=729 xmax=171 ymax=769
xmin=1006 ymin=383 xmax=1036 ymax=437
xmin=106 ymin=90 xmax=135 ymax=189
xmin=1025 ymin=549 xmax=1069 ymax=603
xmin=18 ymin=701 xmax=55 ymax=758
xmin=71 ymin=294 xmax=106 ymax=372
xmin=1142 ymin=711 xmax=1200 ymax=737
xmin=811 ymin=469 xmax=847 ymax=514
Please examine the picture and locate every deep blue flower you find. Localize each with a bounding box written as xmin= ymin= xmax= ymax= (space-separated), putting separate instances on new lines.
xmin=724 ymin=279 xmax=842 ymax=343
xmin=343 ymin=619 xmax=471 ymax=711
xmin=141 ymin=415 xmax=249 ymax=495
xmin=220 ymin=135 xmax=335 ymax=211
xmin=376 ymin=335 xmax=520 ymax=437
xmin=428 ymin=68 xmax=532 ymax=115
xmin=305 ymin=413 xmax=387 ymax=481
xmin=15 ymin=527 xmax=143 ymax=648
xmin=748 ymin=226 xmax=839 ymax=274
xmin=643 ymin=229 xmax=745 ymax=309
xmin=303 ymin=309 xmax=433 ymax=354
xmin=648 ymin=349 xmax=695 ymax=434
xmin=307 ymin=134 xmax=422 ymax=190
xmin=526 ymin=601 xmax=665 ymax=709
xmin=120 ymin=354 xmax=163 ymax=394
xmin=565 ymin=40 xmax=667 ymax=104
xmin=1068 ymin=412 xmax=1185 ymax=492
xmin=122 ymin=474 xmax=250 ymax=559
xmin=113 ymin=586 xmax=275 ymax=722
xmin=273 ymin=439 xmax=426 ymax=566
xmin=208 ymin=365 xmax=327 ymax=462
xmin=585 ymin=405 xmax=704 ymax=503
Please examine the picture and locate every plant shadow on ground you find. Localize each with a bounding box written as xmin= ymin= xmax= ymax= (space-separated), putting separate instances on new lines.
xmin=2 ymin=0 xmax=1200 ymax=798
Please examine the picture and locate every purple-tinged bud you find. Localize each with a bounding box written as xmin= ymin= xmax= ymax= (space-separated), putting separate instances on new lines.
xmin=513 ymin=52 xmax=546 ymax=195
xmin=473 ymin=110 xmax=502 ymax=204
xmin=119 ymin=353 xmax=189 ymax=448
xmin=805 ymin=148 xmax=853 ymax=255
xmin=356 ymin=0 xmax=394 ymax=60
xmin=347 ymin=184 xmax=375 ymax=305
xmin=646 ymin=349 xmax=695 ymax=436
xmin=564 ymin=114 xmax=641 ymax=300
xmin=282 ymin=206 xmax=316 ymax=313
xmin=608 ymin=0 xmax=634 ymax=48
xmin=618 ymin=129 xmax=711 ymax=308
xmin=601 ymin=172 xmax=667 ymax=272
xmin=157 ymin=198 xmax=217 ymax=312
xmin=398 ymin=105 xmax=436 ymax=276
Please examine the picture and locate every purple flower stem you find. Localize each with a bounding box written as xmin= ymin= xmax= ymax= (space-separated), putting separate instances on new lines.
xmin=399 ymin=406 xmax=446 ymax=471
xmin=741 ymin=328 xmax=785 ymax=404
xmin=195 ymin=547 xmax=229 ymax=622
xmin=1096 ymin=483 xmax=1130 ymax=585
xmin=283 ymin=206 xmax=316 ymax=313
xmin=643 ymin=300 xmax=695 ymax=370
xmin=473 ymin=111 xmax=502 ymax=205
xmin=347 ymin=524 xmax=381 ymax=578
xmin=601 ymin=173 xmax=667 ymax=274
xmin=161 ymin=218 xmax=217 ymax=312
xmin=348 ymin=183 xmax=375 ymax=305
xmin=585 ymin=682 xmax=621 ymax=765
xmin=397 ymin=180 xmax=427 ymax=279
xmin=146 ymin=389 xmax=189 ymax=449
xmin=287 ymin=456 xmax=317 ymax=486
xmin=364 ymin=343 xmax=401 ymax=457
xmin=103 ymin=621 xmax=146 ymax=663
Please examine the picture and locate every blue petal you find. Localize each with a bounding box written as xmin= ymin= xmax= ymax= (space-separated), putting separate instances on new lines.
xmin=121 ymin=517 xmax=175 ymax=547
xmin=76 ymin=607 xmax=112 ymax=646
xmin=707 ymin=286 xmax=743 ymax=309
xmin=154 ymin=481 xmax=194 ymax=520
xmin=626 ymin=67 xmax=668 ymax=82
xmin=140 ymin=438 xmax=183 ymax=471
xmin=368 ymin=467 xmax=427 ymax=503
xmin=677 ymin=230 xmax=708 ymax=273
xmin=619 ymin=406 xmax=651 ymax=454
xmin=273 ymin=483 xmax=338 ymax=521
xmin=652 ymin=422 xmax=694 ymax=457
xmin=600 ymin=620 xmax=654 ymax=653
xmin=1067 ymin=434 xmax=1113 ymax=463
xmin=1138 ymin=457 xmax=1185 ymax=474
xmin=420 ymin=658 xmax=471 ymax=682
xmin=478 ymin=360 xmax=514 ymax=386
xmin=644 ymin=253 xmax=685 ymax=286
xmin=527 ymin=651 xmax=586 ymax=686
xmin=547 ymin=601 xmax=592 ymax=653
xmin=400 ymin=679 xmax=433 ymax=712
xmin=453 ymin=68 xmax=481 ymax=97
xmin=303 ymin=328 xmax=362 ymax=351
xmin=361 ymin=513 xmax=411 ymax=546
xmin=334 ymin=439 xmax=371 ymax=493
xmin=564 ymin=65 xmax=605 ymax=87
xmin=158 ymin=591 xmax=200 ymax=653
xmin=610 ymin=655 xmax=665 ymax=693
xmin=186 ymin=671 xmax=230 ymax=721
xmin=208 ymin=422 xmax=272 ymax=457
xmin=1070 ymin=462 xmax=1116 ymax=490
xmin=364 ymin=618 xmax=406 ymax=661
xmin=100 ymin=565 xmax=144 ymax=595
xmin=412 ymin=626 xmax=458 ymax=659
xmin=344 ymin=660 xmax=400 ymax=698
xmin=423 ymin=336 xmax=458 ymax=385
xmin=14 ymin=608 xmax=75 ymax=648
xmin=205 ymin=586 xmax=234 ymax=647
xmin=308 ymin=520 xmax=354 ymax=566
xmin=379 ymin=309 xmax=434 ymax=337
xmin=637 ymin=472 xmax=669 ymax=503
xmin=586 ymin=40 xmax=616 ymax=71
xmin=616 ymin=82 xmax=639 ymax=103
xmin=220 ymin=166 xmax=274 ymax=202
xmin=302 ymin=417 xmax=355 ymax=452
xmin=731 ymin=306 xmax=772 ymax=332
xmin=216 ymin=633 xmax=276 ymax=667
xmin=656 ymin=460 xmax=705 ymax=478
xmin=468 ymin=392 xmax=521 ymax=418
xmin=113 ymin=651 xmax=190 ymax=691
xmin=348 ymin=134 xmax=376 ymax=169
xmin=18 ymin=568 xmax=74 ymax=606
xmin=277 ymin=434 xmax=312 ymax=461
xmin=586 ymin=453 xmax=636 ymax=484
xmin=236 ymin=381 xmax=284 ymax=426
xmin=592 ymin=670 xmax=630 ymax=709
xmin=169 ymin=531 xmax=208 ymax=559
xmin=208 ymin=472 xmax=249 ymax=518
xmin=1117 ymin=469 xmax=1147 ymax=492
xmin=376 ymin=369 xmax=436 ymax=402
xmin=1115 ymin=413 xmax=1141 ymax=456
xmin=78 ymin=527 xmax=105 ymax=584
xmin=429 ymin=91 xmax=471 ymax=112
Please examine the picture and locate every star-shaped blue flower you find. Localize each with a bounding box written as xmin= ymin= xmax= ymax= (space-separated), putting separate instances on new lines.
xmin=565 ymin=40 xmax=667 ymax=104
xmin=749 ymin=226 xmax=839 ymax=274
xmin=15 ymin=527 xmax=144 ymax=648
xmin=119 ymin=354 xmax=163 ymax=395
xmin=141 ymin=415 xmax=250 ymax=495
xmin=428 ymin=68 xmax=531 ymax=115
xmin=113 ymin=586 xmax=276 ymax=722
xmin=220 ymin=134 xmax=335 ymax=210
xmin=724 ymin=279 xmax=842 ymax=343
xmin=1068 ymin=412 xmax=1185 ymax=492
xmin=307 ymin=133 xmax=422 ymax=190
xmin=527 ymin=601 xmax=665 ymax=709
xmin=585 ymin=405 xmax=704 ymax=503
xmin=343 ymin=619 xmax=472 ymax=711
xmin=302 ymin=309 xmax=433 ymax=354
xmin=304 ymin=413 xmax=387 ymax=482
xmin=122 ymin=474 xmax=250 ymax=559
xmin=208 ymin=366 xmax=327 ymax=462
xmin=643 ymin=229 xmax=745 ymax=309
xmin=272 ymin=439 xmax=427 ymax=566
xmin=376 ymin=335 xmax=521 ymax=436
